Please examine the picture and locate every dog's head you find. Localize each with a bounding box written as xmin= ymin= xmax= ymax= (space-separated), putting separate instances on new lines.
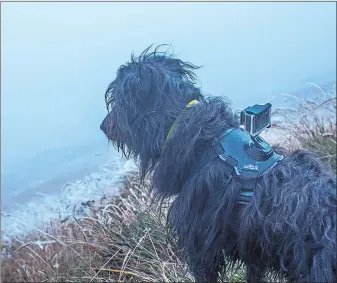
xmin=100 ymin=45 xmax=203 ymax=174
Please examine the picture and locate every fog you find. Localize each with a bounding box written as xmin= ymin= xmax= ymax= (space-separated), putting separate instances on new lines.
xmin=1 ymin=2 xmax=336 ymax=171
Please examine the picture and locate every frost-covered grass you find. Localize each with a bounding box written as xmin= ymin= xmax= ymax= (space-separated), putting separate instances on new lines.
xmin=1 ymin=173 xmax=194 ymax=282
xmin=1 ymin=158 xmax=137 ymax=243
xmin=266 ymin=83 xmax=336 ymax=172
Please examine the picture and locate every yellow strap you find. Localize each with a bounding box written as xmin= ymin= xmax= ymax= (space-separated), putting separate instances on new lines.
xmin=162 ymin=100 xmax=199 ymax=151
xmin=186 ymin=99 xmax=199 ymax=107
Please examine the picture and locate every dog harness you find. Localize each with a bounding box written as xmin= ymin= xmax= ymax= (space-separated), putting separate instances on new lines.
xmin=164 ymin=100 xmax=284 ymax=205
xmin=187 ymin=127 xmax=284 ymax=204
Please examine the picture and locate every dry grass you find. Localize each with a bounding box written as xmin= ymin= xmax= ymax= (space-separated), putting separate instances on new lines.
xmin=1 ymin=174 xmax=192 ymax=282
xmin=271 ymin=83 xmax=336 ymax=172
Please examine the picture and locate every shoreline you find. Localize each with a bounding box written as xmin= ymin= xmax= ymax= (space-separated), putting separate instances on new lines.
xmin=1 ymin=158 xmax=138 ymax=244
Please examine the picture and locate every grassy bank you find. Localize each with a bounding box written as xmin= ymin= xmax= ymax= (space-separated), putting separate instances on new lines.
xmin=1 ymin=174 xmax=191 ymax=282
xmin=271 ymin=83 xmax=336 ymax=172
xmin=1 ymin=85 xmax=336 ymax=282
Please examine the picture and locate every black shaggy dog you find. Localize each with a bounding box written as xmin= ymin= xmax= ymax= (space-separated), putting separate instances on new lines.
xmin=100 ymin=46 xmax=336 ymax=283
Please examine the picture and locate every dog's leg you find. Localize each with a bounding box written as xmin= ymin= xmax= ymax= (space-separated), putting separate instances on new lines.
xmin=191 ymin=250 xmax=225 ymax=283
xmin=299 ymin=248 xmax=336 ymax=283
xmin=246 ymin=263 xmax=265 ymax=283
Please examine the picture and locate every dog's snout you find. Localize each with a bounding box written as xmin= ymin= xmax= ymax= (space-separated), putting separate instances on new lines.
xmin=100 ymin=120 xmax=105 ymax=133
xmin=100 ymin=112 xmax=114 ymax=138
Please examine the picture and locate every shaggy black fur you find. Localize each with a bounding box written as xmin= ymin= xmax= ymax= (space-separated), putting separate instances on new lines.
xmin=100 ymin=45 xmax=336 ymax=282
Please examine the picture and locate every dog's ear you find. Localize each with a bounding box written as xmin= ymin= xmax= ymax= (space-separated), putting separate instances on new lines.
xmin=111 ymin=64 xmax=153 ymax=110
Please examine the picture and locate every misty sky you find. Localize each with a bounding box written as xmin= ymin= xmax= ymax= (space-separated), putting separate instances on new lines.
xmin=1 ymin=2 xmax=336 ymax=169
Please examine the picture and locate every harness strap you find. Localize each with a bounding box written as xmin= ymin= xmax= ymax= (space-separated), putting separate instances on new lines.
xmin=185 ymin=140 xmax=256 ymax=205
xmin=237 ymin=181 xmax=255 ymax=205
xmin=186 ymin=142 xmax=225 ymax=178
xmin=162 ymin=99 xmax=200 ymax=151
